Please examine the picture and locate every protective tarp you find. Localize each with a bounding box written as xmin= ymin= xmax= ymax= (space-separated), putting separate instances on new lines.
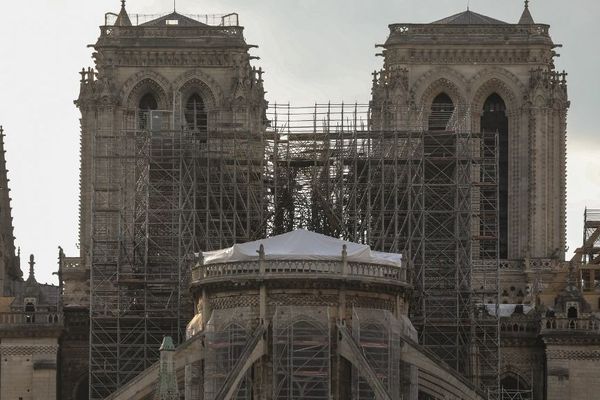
xmin=484 ymin=303 xmax=534 ymax=317
xmin=202 ymin=229 xmax=402 ymax=267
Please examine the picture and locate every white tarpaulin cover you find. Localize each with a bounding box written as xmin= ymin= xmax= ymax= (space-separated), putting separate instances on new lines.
xmin=202 ymin=229 xmax=402 ymax=267
xmin=485 ymin=304 xmax=534 ymax=317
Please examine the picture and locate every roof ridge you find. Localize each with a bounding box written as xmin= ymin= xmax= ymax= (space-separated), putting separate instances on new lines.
xmin=432 ymin=9 xmax=508 ymax=25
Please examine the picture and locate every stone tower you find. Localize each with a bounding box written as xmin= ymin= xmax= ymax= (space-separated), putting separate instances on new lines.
xmin=373 ymin=2 xmax=568 ymax=262
xmin=371 ymin=1 xmax=569 ymax=392
xmin=74 ymin=2 xmax=267 ymax=398
xmin=0 ymin=126 xmax=22 ymax=297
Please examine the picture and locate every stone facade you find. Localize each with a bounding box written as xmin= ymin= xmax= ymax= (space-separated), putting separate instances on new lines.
xmin=1 ymin=1 xmax=597 ymax=399
xmin=70 ymin=3 xmax=267 ymax=398
xmin=0 ymin=257 xmax=61 ymax=400
xmin=0 ymin=338 xmax=60 ymax=400
xmin=372 ymin=7 xmax=568 ymax=262
xmin=0 ymin=126 xmax=22 ymax=297
xmin=105 ymin=231 xmax=486 ymax=400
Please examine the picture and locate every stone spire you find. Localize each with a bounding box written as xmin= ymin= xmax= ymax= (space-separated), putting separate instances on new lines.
xmin=114 ymin=0 xmax=132 ymax=27
xmin=518 ymin=0 xmax=535 ymax=24
xmin=27 ymin=254 xmax=36 ymax=283
xmin=155 ymin=336 xmax=179 ymax=400
xmin=0 ymin=126 xmax=21 ymax=296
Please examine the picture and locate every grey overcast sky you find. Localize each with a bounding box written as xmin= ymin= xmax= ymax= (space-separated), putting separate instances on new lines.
xmin=0 ymin=0 xmax=598 ymax=285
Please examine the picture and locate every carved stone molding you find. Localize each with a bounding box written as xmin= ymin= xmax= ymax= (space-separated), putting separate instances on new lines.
xmin=413 ymin=67 xmax=468 ymax=106
xmin=469 ymin=67 xmax=526 ymax=113
xmin=546 ymin=349 xmax=600 ymax=361
xmin=0 ymin=344 xmax=59 ymax=357
xmin=119 ymin=70 xmax=172 ymax=109
xmin=387 ymin=49 xmax=536 ymax=66
xmin=102 ymin=50 xmax=242 ymax=68
xmin=209 ymin=295 xmax=259 ymax=310
xmin=172 ymin=69 xmax=224 ymax=109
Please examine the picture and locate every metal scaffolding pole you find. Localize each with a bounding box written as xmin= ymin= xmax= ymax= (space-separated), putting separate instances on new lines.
xmin=265 ymin=102 xmax=499 ymax=395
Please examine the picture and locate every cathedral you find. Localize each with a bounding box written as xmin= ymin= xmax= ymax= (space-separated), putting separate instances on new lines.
xmin=1 ymin=1 xmax=599 ymax=399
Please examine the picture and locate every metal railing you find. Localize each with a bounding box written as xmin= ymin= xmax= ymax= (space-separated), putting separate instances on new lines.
xmin=105 ymin=12 xmax=239 ymax=27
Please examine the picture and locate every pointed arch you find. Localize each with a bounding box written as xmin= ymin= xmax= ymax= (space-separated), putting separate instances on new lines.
xmin=413 ymin=67 xmax=468 ymax=108
xmin=183 ymin=93 xmax=206 ymax=128
xmin=418 ymin=77 xmax=467 ymax=110
xmin=429 ymin=92 xmax=455 ymax=131
xmin=500 ymin=367 xmax=532 ymax=394
xmin=470 ymin=67 xmax=525 ymax=113
xmin=120 ymin=70 xmax=171 ymax=110
xmin=481 ymin=93 xmax=509 ymax=259
xmin=172 ymin=69 xmax=224 ymax=109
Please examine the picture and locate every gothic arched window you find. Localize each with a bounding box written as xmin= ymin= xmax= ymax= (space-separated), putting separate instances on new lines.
xmin=481 ymin=93 xmax=508 ymax=259
xmin=501 ymin=373 xmax=531 ymax=398
xmin=184 ymin=93 xmax=207 ymax=132
xmin=138 ymin=93 xmax=158 ymax=130
xmin=428 ymin=93 xmax=454 ymax=131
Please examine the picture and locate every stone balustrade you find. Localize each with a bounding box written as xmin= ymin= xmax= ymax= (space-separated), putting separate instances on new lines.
xmin=192 ymin=259 xmax=407 ymax=285
xmin=100 ymin=25 xmax=244 ymax=39
xmin=500 ymin=319 xmax=539 ymax=335
xmin=541 ymin=317 xmax=600 ymax=333
xmin=389 ymin=24 xmax=550 ymax=37
xmin=0 ymin=312 xmax=63 ymax=327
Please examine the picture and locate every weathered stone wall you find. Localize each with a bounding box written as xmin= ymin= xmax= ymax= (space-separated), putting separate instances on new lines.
xmin=0 ymin=337 xmax=59 ymax=400
xmin=545 ymin=344 xmax=600 ymax=400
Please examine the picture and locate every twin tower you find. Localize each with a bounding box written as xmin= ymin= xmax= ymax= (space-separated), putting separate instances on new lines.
xmin=67 ymin=2 xmax=568 ymax=399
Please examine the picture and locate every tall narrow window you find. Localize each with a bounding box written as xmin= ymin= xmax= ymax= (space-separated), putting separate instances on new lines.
xmin=428 ymin=93 xmax=454 ymax=131
xmin=481 ymin=93 xmax=508 ymax=259
xmin=184 ymin=93 xmax=207 ymax=132
xmin=138 ymin=93 xmax=158 ymax=130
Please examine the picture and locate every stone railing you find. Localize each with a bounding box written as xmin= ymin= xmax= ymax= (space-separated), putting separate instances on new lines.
xmin=100 ymin=25 xmax=244 ymax=39
xmin=389 ymin=24 xmax=550 ymax=37
xmin=500 ymin=319 xmax=539 ymax=335
xmin=541 ymin=317 xmax=600 ymax=333
xmin=527 ymin=258 xmax=562 ymax=272
xmin=0 ymin=312 xmax=63 ymax=326
xmin=499 ymin=260 xmax=522 ymax=271
xmin=192 ymin=259 xmax=407 ymax=285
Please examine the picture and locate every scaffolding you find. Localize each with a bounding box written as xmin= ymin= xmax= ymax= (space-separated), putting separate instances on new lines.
xmin=578 ymin=208 xmax=600 ymax=293
xmin=90 ymin=99 xmax=498 ymax=396
xmin=89 ymin=103 xmax=266 ymax=398
xmin=204 ymin=308 xmax=255 ymax=400
xmin=272 ymin=306 xmax=331 ymax=400
xmin=351 ymin=308 xmax=402 ymax=399
xmin=582 ymin=208 xmax=600 ymax=264
xmin=265 ymin=102 xmax=499 ymax=395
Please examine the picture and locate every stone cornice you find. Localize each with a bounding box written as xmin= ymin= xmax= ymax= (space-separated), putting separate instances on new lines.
xmin=546 ymin=348 xmax=600 ymax=361
xmin=384 ymin=48 xmax=551 ymax=66
xmin=543 ymin=333 xmax=600 ymax=346
xmin=0 ymin=325 xmax=63 ymax=339
xmin=385 ymin=24 xmax=553 ymax=47
xmin=0 ymin=344 xmax=59 ymax=356
xmin=96 ymin=49 xmax=245 ymax=68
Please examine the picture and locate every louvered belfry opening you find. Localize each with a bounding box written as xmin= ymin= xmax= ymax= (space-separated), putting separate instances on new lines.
xmin=184 ymin=93 xmax=208 ymax=133
xmin=138 ymin=93 xmax=158 ymax=130
xmin=481 ymin=93 xmax=508 ymax=259
xmin=428 ymin=93 xmax=454 ymax=131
